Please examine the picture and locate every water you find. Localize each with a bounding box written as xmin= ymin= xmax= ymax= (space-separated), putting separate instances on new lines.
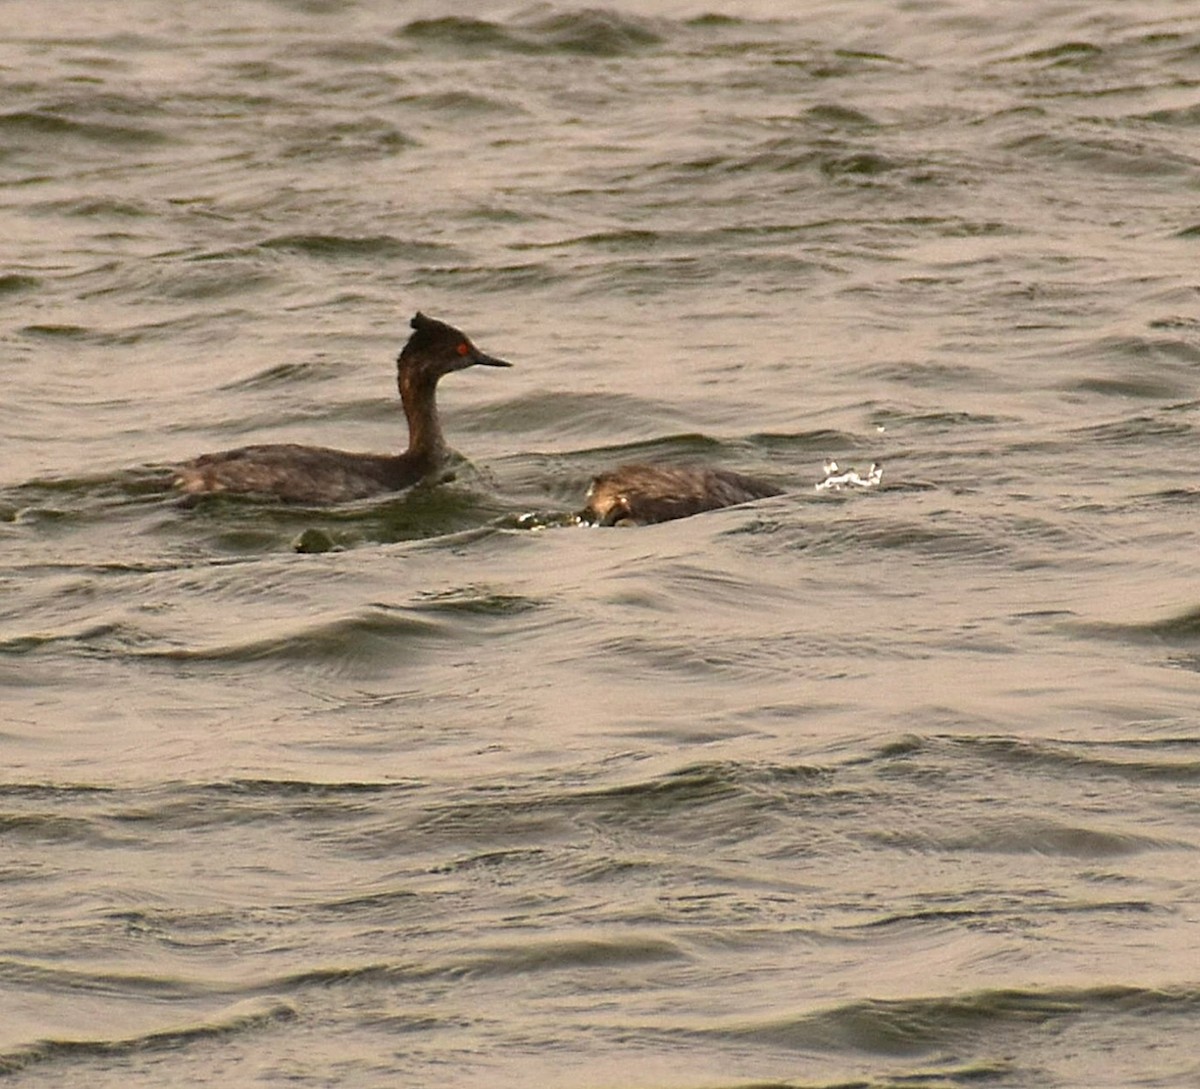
xmin=3 ymin=1 xmax=1200 ymax=1085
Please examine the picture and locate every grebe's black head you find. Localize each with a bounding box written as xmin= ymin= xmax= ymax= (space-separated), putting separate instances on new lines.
xmin=398 ymin=312 xmax=511 ymax=383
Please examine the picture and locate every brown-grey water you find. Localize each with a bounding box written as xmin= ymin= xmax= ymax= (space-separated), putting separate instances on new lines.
xmin=3 ymin=1 xmax=1200 ymax=1086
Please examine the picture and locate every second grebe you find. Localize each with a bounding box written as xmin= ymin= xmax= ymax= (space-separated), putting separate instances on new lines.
xmin=173 ymin=313 xmax=510 ymax=504
xmin=580 ymin=463 xmax=782 ymax=526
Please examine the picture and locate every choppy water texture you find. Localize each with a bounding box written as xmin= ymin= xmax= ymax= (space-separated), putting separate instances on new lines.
xmin=4 ymin=1 xmax=1200 ymax=1085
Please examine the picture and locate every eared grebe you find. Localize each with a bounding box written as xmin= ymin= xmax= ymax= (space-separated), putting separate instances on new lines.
xmin=580 ymin=463 xmax=782 ymax=526
xmin=173 ymin=313 xmax=510 ymax=504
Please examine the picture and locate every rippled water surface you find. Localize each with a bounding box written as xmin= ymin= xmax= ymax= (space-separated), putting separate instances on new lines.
xmin=4 ymin=1 xmax=1200 ymax=1085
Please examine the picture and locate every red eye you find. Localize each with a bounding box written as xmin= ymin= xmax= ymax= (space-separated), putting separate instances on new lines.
xmin=456 ymin=342 xmax=470 ymax=356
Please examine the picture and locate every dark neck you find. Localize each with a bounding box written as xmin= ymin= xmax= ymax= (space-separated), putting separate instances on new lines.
xmin=398 ymin=368 xmax=446 ymax=475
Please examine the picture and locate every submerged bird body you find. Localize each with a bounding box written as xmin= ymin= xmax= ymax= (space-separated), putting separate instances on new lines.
xmin=581 ymin=463 xmax=782 ymax=526
xmin=173 ymin=313 xmax=510 ymax=504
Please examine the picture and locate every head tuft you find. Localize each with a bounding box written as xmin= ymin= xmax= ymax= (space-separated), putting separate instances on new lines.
xmin=407 ymin=311 xmax=460 ymax=342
